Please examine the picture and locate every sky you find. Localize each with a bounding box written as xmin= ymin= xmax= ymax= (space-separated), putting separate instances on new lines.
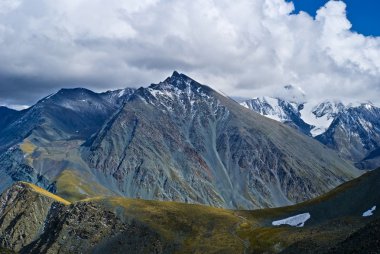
xmin=289 ymin=0 xmax=380 ymax=36
xmin=0 ymin=0 xmax=379 ymax=109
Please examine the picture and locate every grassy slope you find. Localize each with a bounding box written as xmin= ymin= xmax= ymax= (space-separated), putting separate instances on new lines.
xmin=54 ymin=169 xmax=113 ymax=202
xmin=85 ymin=197 xmax=248 ymax=254
xmin=84 ymin=169 xmax=379 ymax=253
xmin=22 ymin=182 xmax=71 ymax=205
xmin=17 ymin=169 xmax=379 ymax=253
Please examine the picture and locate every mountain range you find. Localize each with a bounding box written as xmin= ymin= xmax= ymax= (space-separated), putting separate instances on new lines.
xmin=0 ymin=72 xmax=359 ymax=210
xmin=240 ymin=85 xmax=380 ymax=170
xmin=0 ymin=71 xmax=379 ymax=253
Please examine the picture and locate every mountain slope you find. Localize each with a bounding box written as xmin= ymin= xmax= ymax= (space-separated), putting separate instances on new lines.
xmin=0 ymin=182 xmax=170 ymax=254
xmin=0 ymin=168 xmax=378 ymax=254
xmin=100 ymin=88 xmax=136 ymax=106
xmin=84 ymin=71 xmax=359 ymax=209
xmin=0 ymin=88 xmax=128 ymax=194
xmin=356 ymin=147 xmax=380 ymax=170
xmin=0 ymin=107 xmax=23 ymax=133
xmin=316 ymin=104 xmax=380 ymax=164
xmin=0 ymin=88 xmax=120 ymax=153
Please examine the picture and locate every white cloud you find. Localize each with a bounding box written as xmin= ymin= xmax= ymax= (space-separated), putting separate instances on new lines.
xmin=0 ymin=0 xmax=22 ymax=14
xmin=0 ymin=0 xmax=379 ymax=106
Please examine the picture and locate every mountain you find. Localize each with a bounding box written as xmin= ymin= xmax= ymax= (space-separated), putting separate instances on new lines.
xmin=0 ymin=72 xmax=360 ymax=210
xmin=0 ymin=88 xmax=119 ymax=152
xmin=240 ymin=96 xmax=312 ymax=135
xmin=241 ymin=94 xmax=380 ymax=169
xmin=0 ymin=107 xmax=23 ymax=133
xmin=100 ymin=88 xmax=136 ymax=106
xmin=83 ymin=71 xmax=359 ymax=209
xmin=0 ymin=87 xmax=134 ymax=194
xmin=316 ymin=103 xmax=380 ymax=164
xmin=240 ymin=95 xmax=347 ymax=138
xmin=356 ymin=147 xmax=380 ymax=170
xmin=0 ymin=168 xmax=378 ymax=253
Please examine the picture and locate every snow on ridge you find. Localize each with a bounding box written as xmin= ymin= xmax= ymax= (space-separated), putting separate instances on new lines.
xmin=362 ymin=206 xmax=376 ymax=217
xmin=118 ymin=89 xmax=125 ymax=97
xmin=272 ymin=213 xmax=311 ymax=227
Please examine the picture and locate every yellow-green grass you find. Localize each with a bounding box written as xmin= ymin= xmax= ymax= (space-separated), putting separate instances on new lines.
xmin=19 ymin=140 xmax=36 ymax=154
xmin=19 ymin=139 xmax=37 ymax=165
xmin=55 ymin=169 xmax=113 ymax=202
xmin=21 ymin=170 xmax=375 ymax=253
xmin=84 ymin=197 xmax=254 ymax=254
xmin=17 ymin=181 xmax=366 ymax=254
xmin=22 ymin=182 xmax=71 ymax=205
xmin=83 ymin=197 xmax=321 ymax=253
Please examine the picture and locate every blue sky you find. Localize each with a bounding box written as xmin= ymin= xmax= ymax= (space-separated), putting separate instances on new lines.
xmin=289 ymin=0 xmax=380 ymax=36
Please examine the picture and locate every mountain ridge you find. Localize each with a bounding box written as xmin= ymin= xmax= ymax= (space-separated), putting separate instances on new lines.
xmin=0 ymin=72 xmax=360 ymax=210
xmin=241 ymin=93 xmax=380 ymax=169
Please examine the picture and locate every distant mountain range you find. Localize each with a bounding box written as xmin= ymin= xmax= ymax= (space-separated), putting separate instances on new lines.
xmin=240 ymin=85 xmax=380 ymax=169
xmin=0 ymin=72 xmax=359 ymax=210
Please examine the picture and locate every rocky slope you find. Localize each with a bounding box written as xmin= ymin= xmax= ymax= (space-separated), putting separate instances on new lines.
xmin=84 ymin=71 xmax=359 ymax=209
xmin=0 ymin=182 xmax=171 ymax=254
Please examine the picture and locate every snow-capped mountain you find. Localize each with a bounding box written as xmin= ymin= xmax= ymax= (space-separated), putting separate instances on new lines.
xmin=316 ymin=103 xmax=380 ymax=165
xmin=241 ymin=92 xmax=380 ymax=169
xmin=241 ymin=96 xmax=312 ymax=135
xmin=299 ymin=100 xmax=346 ymax=137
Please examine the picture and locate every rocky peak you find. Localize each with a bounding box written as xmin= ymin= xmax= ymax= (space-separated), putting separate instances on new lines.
xmin=131 ymin=71 xmax=215 ymax=114
xmin=152 ymin=71 xmax=199 ymax=91
xmin=312 ymin=100 xmax=346 ymax=119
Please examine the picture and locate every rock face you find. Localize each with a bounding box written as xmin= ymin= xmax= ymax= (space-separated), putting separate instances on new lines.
xmin=0 ymin=182 xmax=65 ymax=252
xmin=84 ymin=72 xmax=359 ymax=209
xmin=0 ymin=182 xmax=170 ymax=254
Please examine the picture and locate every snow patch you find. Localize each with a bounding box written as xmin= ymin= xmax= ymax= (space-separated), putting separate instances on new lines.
xmin=272 ymin=213 xmax=311 ymax=227
xmin=362 ymin=206 xmax=376 ymax=217
xmin=118 ymin=89 xmax=125 ymax=97
xmin=300 ymin=102 xmax=336 ymax=137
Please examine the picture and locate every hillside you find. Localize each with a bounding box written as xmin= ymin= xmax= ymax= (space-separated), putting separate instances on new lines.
xmin=0 ymin=168 xmax=378 ymax=253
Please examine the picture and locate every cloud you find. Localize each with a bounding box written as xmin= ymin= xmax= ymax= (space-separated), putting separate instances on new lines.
xmin=0 ymin=0 xmax=379 ymax=107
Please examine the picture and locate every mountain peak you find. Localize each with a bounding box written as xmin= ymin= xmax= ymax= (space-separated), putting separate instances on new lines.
xmin=152 ymin=71 xmax=204 ymax=92
xmin=171 ymin=70 xmax=181 ymax=77
xmin=271 ymin=84 xmax=306 ymax=104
